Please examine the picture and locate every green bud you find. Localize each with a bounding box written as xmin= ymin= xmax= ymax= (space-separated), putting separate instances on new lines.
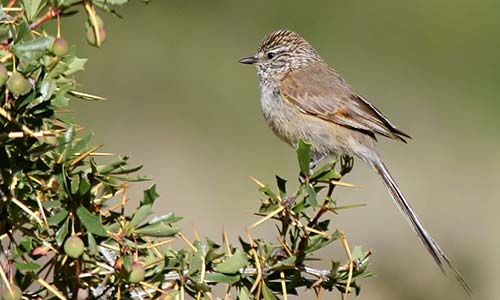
xmin=7 ymin=72 xmax=31 ymax=97
xmin=127 ymin=262 xmax=145 ymax=283
xmin=2 ymin=285 xmax=22 ymax=300
xmin=86 ymin=26 xmax=106 ymax=47
xmin=52 ymin=37 xmax=69 ymax=57
xmin=64 ymin=236 xmax=84 ymax=258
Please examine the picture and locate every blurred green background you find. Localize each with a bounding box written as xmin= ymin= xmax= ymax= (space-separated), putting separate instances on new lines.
xmin=63 ymin=0 xmax=498 ymax=298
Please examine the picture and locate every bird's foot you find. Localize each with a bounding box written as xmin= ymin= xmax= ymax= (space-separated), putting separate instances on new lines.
xmin=309 ymin=152 xmax=328 ymax=171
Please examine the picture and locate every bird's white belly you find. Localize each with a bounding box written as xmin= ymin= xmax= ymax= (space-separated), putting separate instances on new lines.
xmin=260 ymin=86 xmax=340 ymax=154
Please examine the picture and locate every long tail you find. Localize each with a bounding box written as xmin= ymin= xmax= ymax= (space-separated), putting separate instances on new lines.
xmin=371 ymin=158 xmax=471 ymax=294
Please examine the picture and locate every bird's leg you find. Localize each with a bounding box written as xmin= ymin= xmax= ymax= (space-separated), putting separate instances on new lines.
xmin=299 ymin=152 xmax=329 ymax=183
xmin=309 ymin=152 xmax=328 ymax=170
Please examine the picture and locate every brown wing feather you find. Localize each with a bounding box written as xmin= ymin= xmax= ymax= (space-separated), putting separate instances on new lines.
xmin=279 ymin=62 xmax=411 ymax=142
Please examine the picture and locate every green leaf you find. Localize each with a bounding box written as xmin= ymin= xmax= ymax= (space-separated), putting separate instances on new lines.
xmin=20 ymin=236 xmax=34 ymax=252
xmin=214 ymin=250 xmax=249 ymax=274
xmin=130 ymin=204 xmax=152 ymax=227
xmin=297 ymin=139 xmax=311 ymax=175
xmin=305 ymin=234 xmax=336 ymax=254
xmin=87 ymin=233 xmax=97 ymax=255
xmin=237 ymin=287 xmax=251 ymax=300
xmin=275 ymin=176 xmax=287 ymax=198
xmin=108 ymin=164 xmax=142 ymax=175
xmin=305 ymin=183 xmax=318 ymax=206
xmin=0 ymin=24 xmax=11 ymax=41
xmin=259 ymin=184 xmax=279 ymax=203
xmin=63 ymin=124 xmax=74 ymax=144
xmin=63 ymin=56 xmax=87 ymax=75
xmin=52 ymin=83 xmax=72 ymax=107
xmin=22 ymin=0 xmax=44 ymax=21
xmin=72 ymin=134 xmax=93 ymax=155
xmin=188 ymin=251 xmax=203 ymax=275
xmin=47 ymin=210 xmax=69 ymax=226
xmin=269 ymin=256 xmax=296 ymax=271
xmin=14 ymin=19 xmax=29 ymax=42
xmin=47 ymin=61 xmax=69 ymax=79
xmin=13 ymin=36 xmax=54 ymax=62
xmin=39 ymin=79 xmax=57 ymax=102
xmin=105 ymin=221 xmax=120 ymax=234
xmin=94 ymin=0 xmax=129 ymax=5
xmin=58 ymin=0 xmax=82 ymax=6
xmin=76 ymin=206 xmax=107 ymax=237
xmin=204 ymin=272 xmax=240 ymax=285
xmin=55 ymin=217 xmax=69 ymax=246
xmin=149 ymin=212 xmax=183 ymax=224
xmin=142 ymin=184 xmax=159 ymax=205
xmin=135 ymin=221 xmax=180 ymax=237
xmin=351 ymin=246 xmax=365 ymax=260
xmin=77 ymin=175 xmax=90 ymax=196
xmin=70 ymin=177 xmax=79 ymax=194
xmin=122 ymin=254 xmax=132 ymax=271
xmin=95 ymin=156 xmax=128 ymax=174
xmin=310 ymin=160 xmax=341 ymax=181
xmin=42 ymin=200 xmax=62 ymax=209
xmin=15 ymin=261 xmax=41 ymax=272
xmin=261 ymin=283 xmax=277 ymax=300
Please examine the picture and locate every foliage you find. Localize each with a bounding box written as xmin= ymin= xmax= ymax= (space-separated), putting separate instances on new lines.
xmin=0 ymin=1 xmax=371 ymax=299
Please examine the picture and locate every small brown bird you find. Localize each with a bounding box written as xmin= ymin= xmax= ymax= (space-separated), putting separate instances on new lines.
xmin=239 ymin=29 xmax=470 ymax=293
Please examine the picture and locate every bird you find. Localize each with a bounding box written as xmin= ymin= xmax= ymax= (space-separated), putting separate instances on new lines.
xmin=239 ymin=29 xmax=470 ymax=293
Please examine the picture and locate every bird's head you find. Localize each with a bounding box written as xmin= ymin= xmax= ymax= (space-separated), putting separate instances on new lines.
xmin=239 ymin=29 xmax=321 ymax=81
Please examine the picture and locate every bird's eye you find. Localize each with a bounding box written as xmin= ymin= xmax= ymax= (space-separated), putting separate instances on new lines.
xmin=267 ymin=52 xmax=276 ymax=59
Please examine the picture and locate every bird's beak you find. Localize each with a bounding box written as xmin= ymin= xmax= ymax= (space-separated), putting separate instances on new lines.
xmin=239 ymin=56 xmax=258 ymax=65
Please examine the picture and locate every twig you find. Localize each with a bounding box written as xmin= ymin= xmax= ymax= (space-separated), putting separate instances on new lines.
xmin=139 ymin=281 xmax=170 ymax=296
xmin=11 ymin=197 xmax=44 ymax=226
xmin=280 ymin=271 xmax=288 ymax=300
xmin=326 ymin=180 xmax=359 ymax=188
xmin=29 ymin=7 xmax=60 ymax=29
xmin=69 ymin=144 xmax=103 ymax=166
xmin=249 ymin=176 xmax=266 ymax=188
xmin=192 ymin=224 xmax=201 ymax=241
xmin=0 ymin=261 xmax=12 ymax=296
xmin=0 ymin=107 xmax=36 ymax=137
xmin=68 ymin=90 xmax=107 ymax=101
xmin=223 ymin=227 xmax=231 ymax=255
xmin=177 ymin=232 xmax=196 ymax=252
xmin=2 ymin=7 xmax=23 ymax=12
xmin=0 ymin=53 xmax=13 ymax=63
xmin=7 ymin=130 xmax=56 ymax=138
xmin=250 ymin=206 xmax=284 ymax=228
xmin=339 ymin=230 xmax=354 ymax=299
xmin=37 ymin=278 xmax=67 ymax=300
xmin=246 ymin=228 xmax=262 ymax=294
xmin=145 ymin=238 xmax=175 ymax=249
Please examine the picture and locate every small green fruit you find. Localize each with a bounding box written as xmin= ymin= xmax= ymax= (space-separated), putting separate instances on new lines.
xmin=7 ymin=72 xmax=31 ymax=97
xmin=2 ymin=285 xmax=22 ymax=300
xmin=52 ymin=37 xmax=69 ymax=57
xmin=127 ymin=262 xmax=145 ymax=283
xmin=86 ymin=26 xmax=106 ymax=47
xmin=0 ymin=64 xmax=8 ymax=86
xmin=64 ymin=236 xmax=84 ymax=258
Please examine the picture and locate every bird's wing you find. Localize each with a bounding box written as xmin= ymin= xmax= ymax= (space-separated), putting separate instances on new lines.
xmin=279 ymin=63 xmax=411 ymax=142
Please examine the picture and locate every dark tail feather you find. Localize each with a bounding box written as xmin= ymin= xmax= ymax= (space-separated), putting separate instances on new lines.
xmin=371 ymin=158 xmax=472 ymax=295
